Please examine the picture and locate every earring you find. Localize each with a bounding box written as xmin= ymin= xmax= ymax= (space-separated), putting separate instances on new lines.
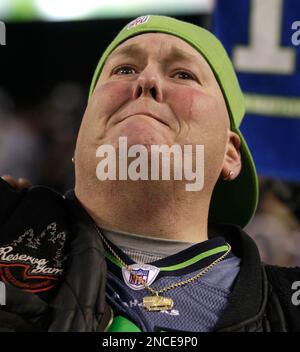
xmin=71 ymin=157 xmax=75 ymax=163
xmin=223 ymin=170 xmax=234 ymax=181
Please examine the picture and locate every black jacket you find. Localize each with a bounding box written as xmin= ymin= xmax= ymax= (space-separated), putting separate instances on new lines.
xmin=0 ymin=178 xmax=300 ymax=332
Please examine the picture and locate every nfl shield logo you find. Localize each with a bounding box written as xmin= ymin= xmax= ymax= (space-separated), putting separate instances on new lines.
xmin=129 ymin=268 xmax=149 ymax=286
xmin=122 ymin=264 xmax=160 ymax=290
xmin=127 ymin=15 xmax=150 ymax=29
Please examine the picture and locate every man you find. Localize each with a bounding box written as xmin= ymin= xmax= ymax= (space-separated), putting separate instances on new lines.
xmin=0 ymin=15 xmax=299 ymax=332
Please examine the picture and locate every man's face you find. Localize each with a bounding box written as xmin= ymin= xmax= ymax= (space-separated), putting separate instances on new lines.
xmin=75 ymin=33 xmax=231 ymax=188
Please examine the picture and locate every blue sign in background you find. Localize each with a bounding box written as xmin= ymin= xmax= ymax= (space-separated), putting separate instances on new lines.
xmin=213 ymin=0 xmax=300 ymax=180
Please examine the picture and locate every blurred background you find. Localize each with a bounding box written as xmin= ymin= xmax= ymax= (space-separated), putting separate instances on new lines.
xmin=0 ymin=0 xmax=299 ymax=266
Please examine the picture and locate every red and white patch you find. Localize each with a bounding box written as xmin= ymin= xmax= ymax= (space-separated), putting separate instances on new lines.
xmin=0 ymin=246 xmax=63 ymax=293
xmin=127 ymin=15 xmax=150 ymax=30
xmin=0 ymin=263 xmax=59 ymax=293
xmin=0 ymin=222 xmax=67 ymax=294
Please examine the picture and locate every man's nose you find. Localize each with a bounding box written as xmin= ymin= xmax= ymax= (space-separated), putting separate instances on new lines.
xmin=132 ymin=66 xmax=163 ymax=102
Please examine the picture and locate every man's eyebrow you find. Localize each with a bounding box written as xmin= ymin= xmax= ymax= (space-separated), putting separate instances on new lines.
xmin=107 ymin=43 xmax=200 ymax=65
xmin=107 ymin=44 xmax=147 ymax=62
xmin=165 ymin=46 xmax=199 ymax=64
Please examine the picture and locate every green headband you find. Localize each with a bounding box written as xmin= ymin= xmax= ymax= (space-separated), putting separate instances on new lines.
xmin=89 ymin=15 xmax=259 ymax=228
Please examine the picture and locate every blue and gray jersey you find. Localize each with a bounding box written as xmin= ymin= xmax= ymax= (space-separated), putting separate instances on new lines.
xmin=103 ymin=235 xmax=240 ymax=332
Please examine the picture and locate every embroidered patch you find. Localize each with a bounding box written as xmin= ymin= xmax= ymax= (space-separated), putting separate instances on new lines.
xmin=127 ymin=15 xmax=150 ymax=30
xmin=0 ymin=263 xmax=59 ymax=293
xmin=122 ymin=264 xmax=160 ymax=291
xmin=0 ymin=222 xmax=67 ymax=293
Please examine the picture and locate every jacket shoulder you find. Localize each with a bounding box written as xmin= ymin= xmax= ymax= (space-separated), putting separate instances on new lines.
xmin=0 ymin=178 xmax=67 ymax=242
xmin=265 ymin=264 xmax=300 ymax=284
xmin=265 ymin=264 xmax=300 ymax=331
xmin=0 ymin=177 xmax=65 ymax=215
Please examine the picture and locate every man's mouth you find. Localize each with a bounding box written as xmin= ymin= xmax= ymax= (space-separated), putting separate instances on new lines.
xmin=122 ymin=112 xmax=169 ymax=128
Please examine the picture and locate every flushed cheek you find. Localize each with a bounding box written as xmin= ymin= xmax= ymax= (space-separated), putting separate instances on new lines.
xmin=77 ymin=81 xmax=132 ymax=145
xmin=168 ymin=87 xmax=224 ymax=127
xmin=189 ymin=93 xmax=228 ymax=165
xmin=90 ymin=81 xmax=132 ymax=120
xmin=169 ymin=88 xmax=227 ymax=141
xmin=168 ymin=87 xmax=200 ymax=125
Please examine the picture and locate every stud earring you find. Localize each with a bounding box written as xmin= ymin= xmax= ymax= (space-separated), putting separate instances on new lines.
xmin=223 ymin=170 xmax=234 ymax=181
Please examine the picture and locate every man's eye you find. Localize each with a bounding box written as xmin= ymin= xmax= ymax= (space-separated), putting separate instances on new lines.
xmin=113 ymin=66 xmax=136 ymax=75
xmin=173 ymin=71 xmax=195 ymax=80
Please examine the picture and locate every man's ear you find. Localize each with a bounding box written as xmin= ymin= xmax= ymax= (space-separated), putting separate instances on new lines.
xmin=220 ymin=130 xmax=242 ymax=181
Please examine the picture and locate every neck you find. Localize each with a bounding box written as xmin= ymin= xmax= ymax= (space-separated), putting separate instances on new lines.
xmin=75 ymin=180 xmax=210 ymax=243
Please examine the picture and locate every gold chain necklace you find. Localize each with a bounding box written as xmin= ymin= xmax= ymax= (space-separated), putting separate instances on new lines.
xmin=95 ymin=225 xmax=231 ymax=312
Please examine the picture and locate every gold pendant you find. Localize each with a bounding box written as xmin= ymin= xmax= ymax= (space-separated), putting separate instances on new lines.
xmin=143 ymin=295 xmax=174 ymax=311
